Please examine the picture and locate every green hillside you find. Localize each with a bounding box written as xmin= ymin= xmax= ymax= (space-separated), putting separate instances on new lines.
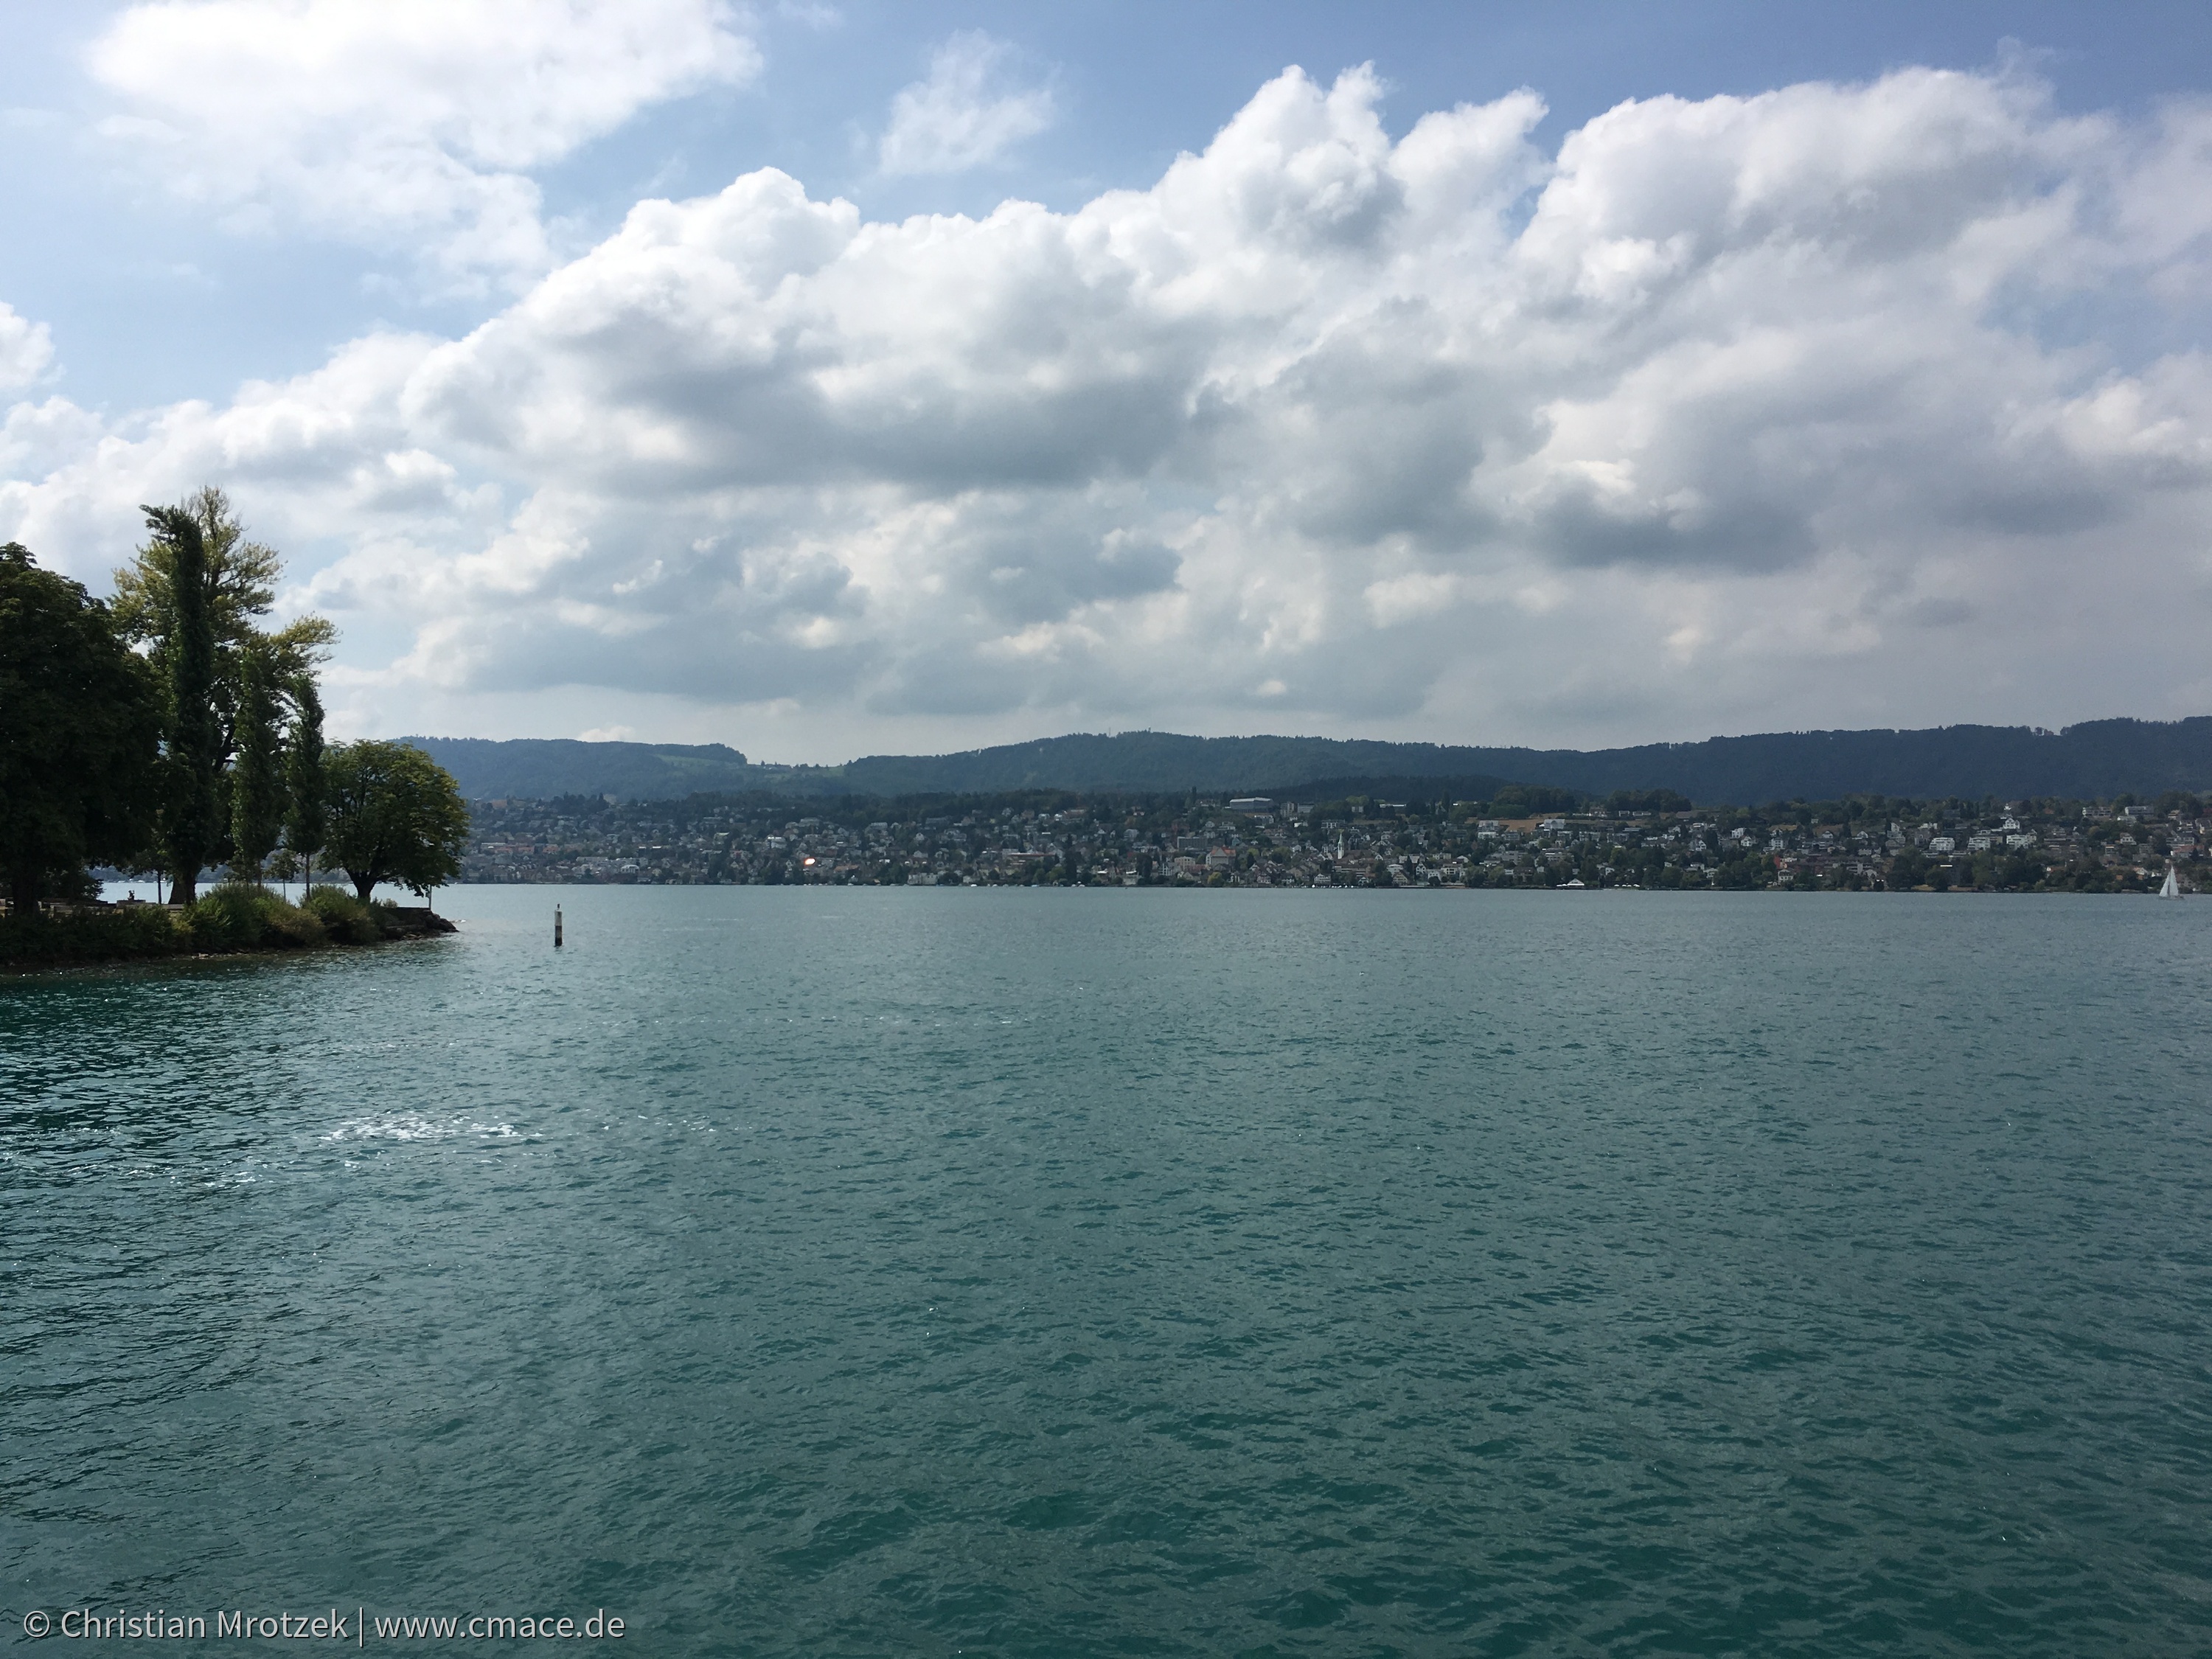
xmin=402 ymin=718 xmax=2212 ymax=807
xmin=402 ymin=737 xmax=757 ymax=801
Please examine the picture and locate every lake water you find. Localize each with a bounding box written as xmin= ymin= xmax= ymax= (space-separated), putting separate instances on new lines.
xmin=6 ymin=888 xmax=2211 ymax=1656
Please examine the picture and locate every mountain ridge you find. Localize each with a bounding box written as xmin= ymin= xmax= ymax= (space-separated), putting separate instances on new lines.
xmin=400 ymin=719 xmax=2212 ymax=807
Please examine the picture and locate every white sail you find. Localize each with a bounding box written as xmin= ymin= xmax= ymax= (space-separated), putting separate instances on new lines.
xmin=2160 ymin=864 xmax=2182 ymax=899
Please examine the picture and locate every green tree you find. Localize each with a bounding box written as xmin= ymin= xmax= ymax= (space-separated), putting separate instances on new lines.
xmin=142 ymin=505 xmax=224 ymax=902
xmin=229 ymin=641 xmax=288 ymax=882
xmin=112 ymin=486 xmax=334 ymax=760
xmin=324 ymin=741 xmax=470 ymax=902
xmin=0 ymin=543 xmax=163 ymax=914
xmin=284 ymin=672 xmax=327 ymax=893
xmin=123 ymin=490 xmax=335 ymax=901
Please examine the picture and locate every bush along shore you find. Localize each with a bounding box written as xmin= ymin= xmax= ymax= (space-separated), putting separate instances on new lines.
xmin=0 ymin=883 xmax=455 ymax=969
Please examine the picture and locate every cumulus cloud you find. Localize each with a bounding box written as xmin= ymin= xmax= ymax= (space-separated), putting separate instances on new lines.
xmin=0 ymin=302 xmax=55 ymax=390
xmin=879 ymin=32 xmax=1056 ymax=176
xmin=86 ymin=0 xmax=761 ymax=289
xmin=8 ymin=62 xmax=2212 ymax=752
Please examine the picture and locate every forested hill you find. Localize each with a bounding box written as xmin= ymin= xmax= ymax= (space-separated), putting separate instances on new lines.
xmin=402 ymin=738 xmax=756 ymax=801
xmin=829 ymin=720 xmax=2212 ymax=800
xmin=1412 ymin=718 xmax=2212 ymax=805
xmin=403 ymin=718 xmax=2212 ymax=806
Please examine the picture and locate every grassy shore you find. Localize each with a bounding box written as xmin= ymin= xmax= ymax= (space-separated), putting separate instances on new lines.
xmin=0 ymin=882 xmax=453 ymax=968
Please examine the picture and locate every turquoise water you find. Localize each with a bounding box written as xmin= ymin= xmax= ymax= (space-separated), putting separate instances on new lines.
xmin=6 ymin=888 xmax=2212 ymax=1656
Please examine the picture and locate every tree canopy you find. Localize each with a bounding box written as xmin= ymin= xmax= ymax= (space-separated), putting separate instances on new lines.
xmin=112 ymin=485 xmax=334 ymax=744
xmin=142 ymin=504 xmax=224 ymax=900
xmin=116 ymin=485 xmax=333 ymax=891
xmin=0 ymin=489 xmax=380 ymax=922
xmin=230 ymin=640 xmax=286 ymax=879
xmin=0 ymin=544 xmax=162 ymax=912
xmin=324 ymin=741 xmax=470 ymax=902
xmin=119 ymin=490 xmax=331 ymax=900
xmin=284 ymin=671 xmax=327 ymax=883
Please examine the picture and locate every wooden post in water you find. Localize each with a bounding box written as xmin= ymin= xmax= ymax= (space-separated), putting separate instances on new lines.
xmin=554 ymin=905 xmax=563 ymax=948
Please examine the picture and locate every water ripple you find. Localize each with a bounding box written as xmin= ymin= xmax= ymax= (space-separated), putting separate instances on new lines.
xmin=4 ymin=888 xmax=2211 ymax=1655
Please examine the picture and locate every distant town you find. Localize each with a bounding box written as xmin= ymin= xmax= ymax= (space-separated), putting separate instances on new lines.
xmin=459 ymin=787 xmax=2205 ymax=893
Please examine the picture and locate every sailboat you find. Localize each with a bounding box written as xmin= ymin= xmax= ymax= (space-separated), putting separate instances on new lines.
xmin=2159 ymin=863 xmax=2183 ymax=900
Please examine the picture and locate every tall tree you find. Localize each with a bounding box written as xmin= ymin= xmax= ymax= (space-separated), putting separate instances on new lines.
xmin=324 ymin=741 xmax=470 ymax=902
xmin=113 ymin=486 xmax=333 ymax=768
xmin=121 ymin=489 xmax=335 ymax=902
xmin=229 ymin=641 xmax=287 ymax=883
xmin=142 ymin=505 xmax=223 ymax=903
xmin=284 ymin=672 xmax=327 ymax=895
xmin=0 ymin=543 xmax=162 ymax=914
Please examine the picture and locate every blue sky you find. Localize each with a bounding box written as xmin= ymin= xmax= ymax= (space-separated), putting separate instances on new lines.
xmin=3 ymin=3 xmax=2211 ymax=759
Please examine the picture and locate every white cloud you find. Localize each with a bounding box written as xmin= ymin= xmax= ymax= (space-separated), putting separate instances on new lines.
xmin=8 ymin=63 xmax=2212 ymax=754
xmin=86 ymin=0 xmax=761 ymax=290
xmin=879 ymin=32 xmax=1056 ymax=176
xmin=0 ymin=302 xmax=55 ymax=391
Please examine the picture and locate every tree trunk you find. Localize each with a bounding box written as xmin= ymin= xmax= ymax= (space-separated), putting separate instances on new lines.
xmin=9 ymin=866 xmax=39 ymax=919
xmin=172 ymin=867 xmax=199 ymax=905
xmin=352 ymin=871 xmax=375 ymax=903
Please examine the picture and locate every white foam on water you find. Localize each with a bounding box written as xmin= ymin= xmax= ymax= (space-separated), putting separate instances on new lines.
xmin=324 ymin=1114 xmax=524 ymax=1144
xmin=323 ymin=1113 xmax=453 ymax=1144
